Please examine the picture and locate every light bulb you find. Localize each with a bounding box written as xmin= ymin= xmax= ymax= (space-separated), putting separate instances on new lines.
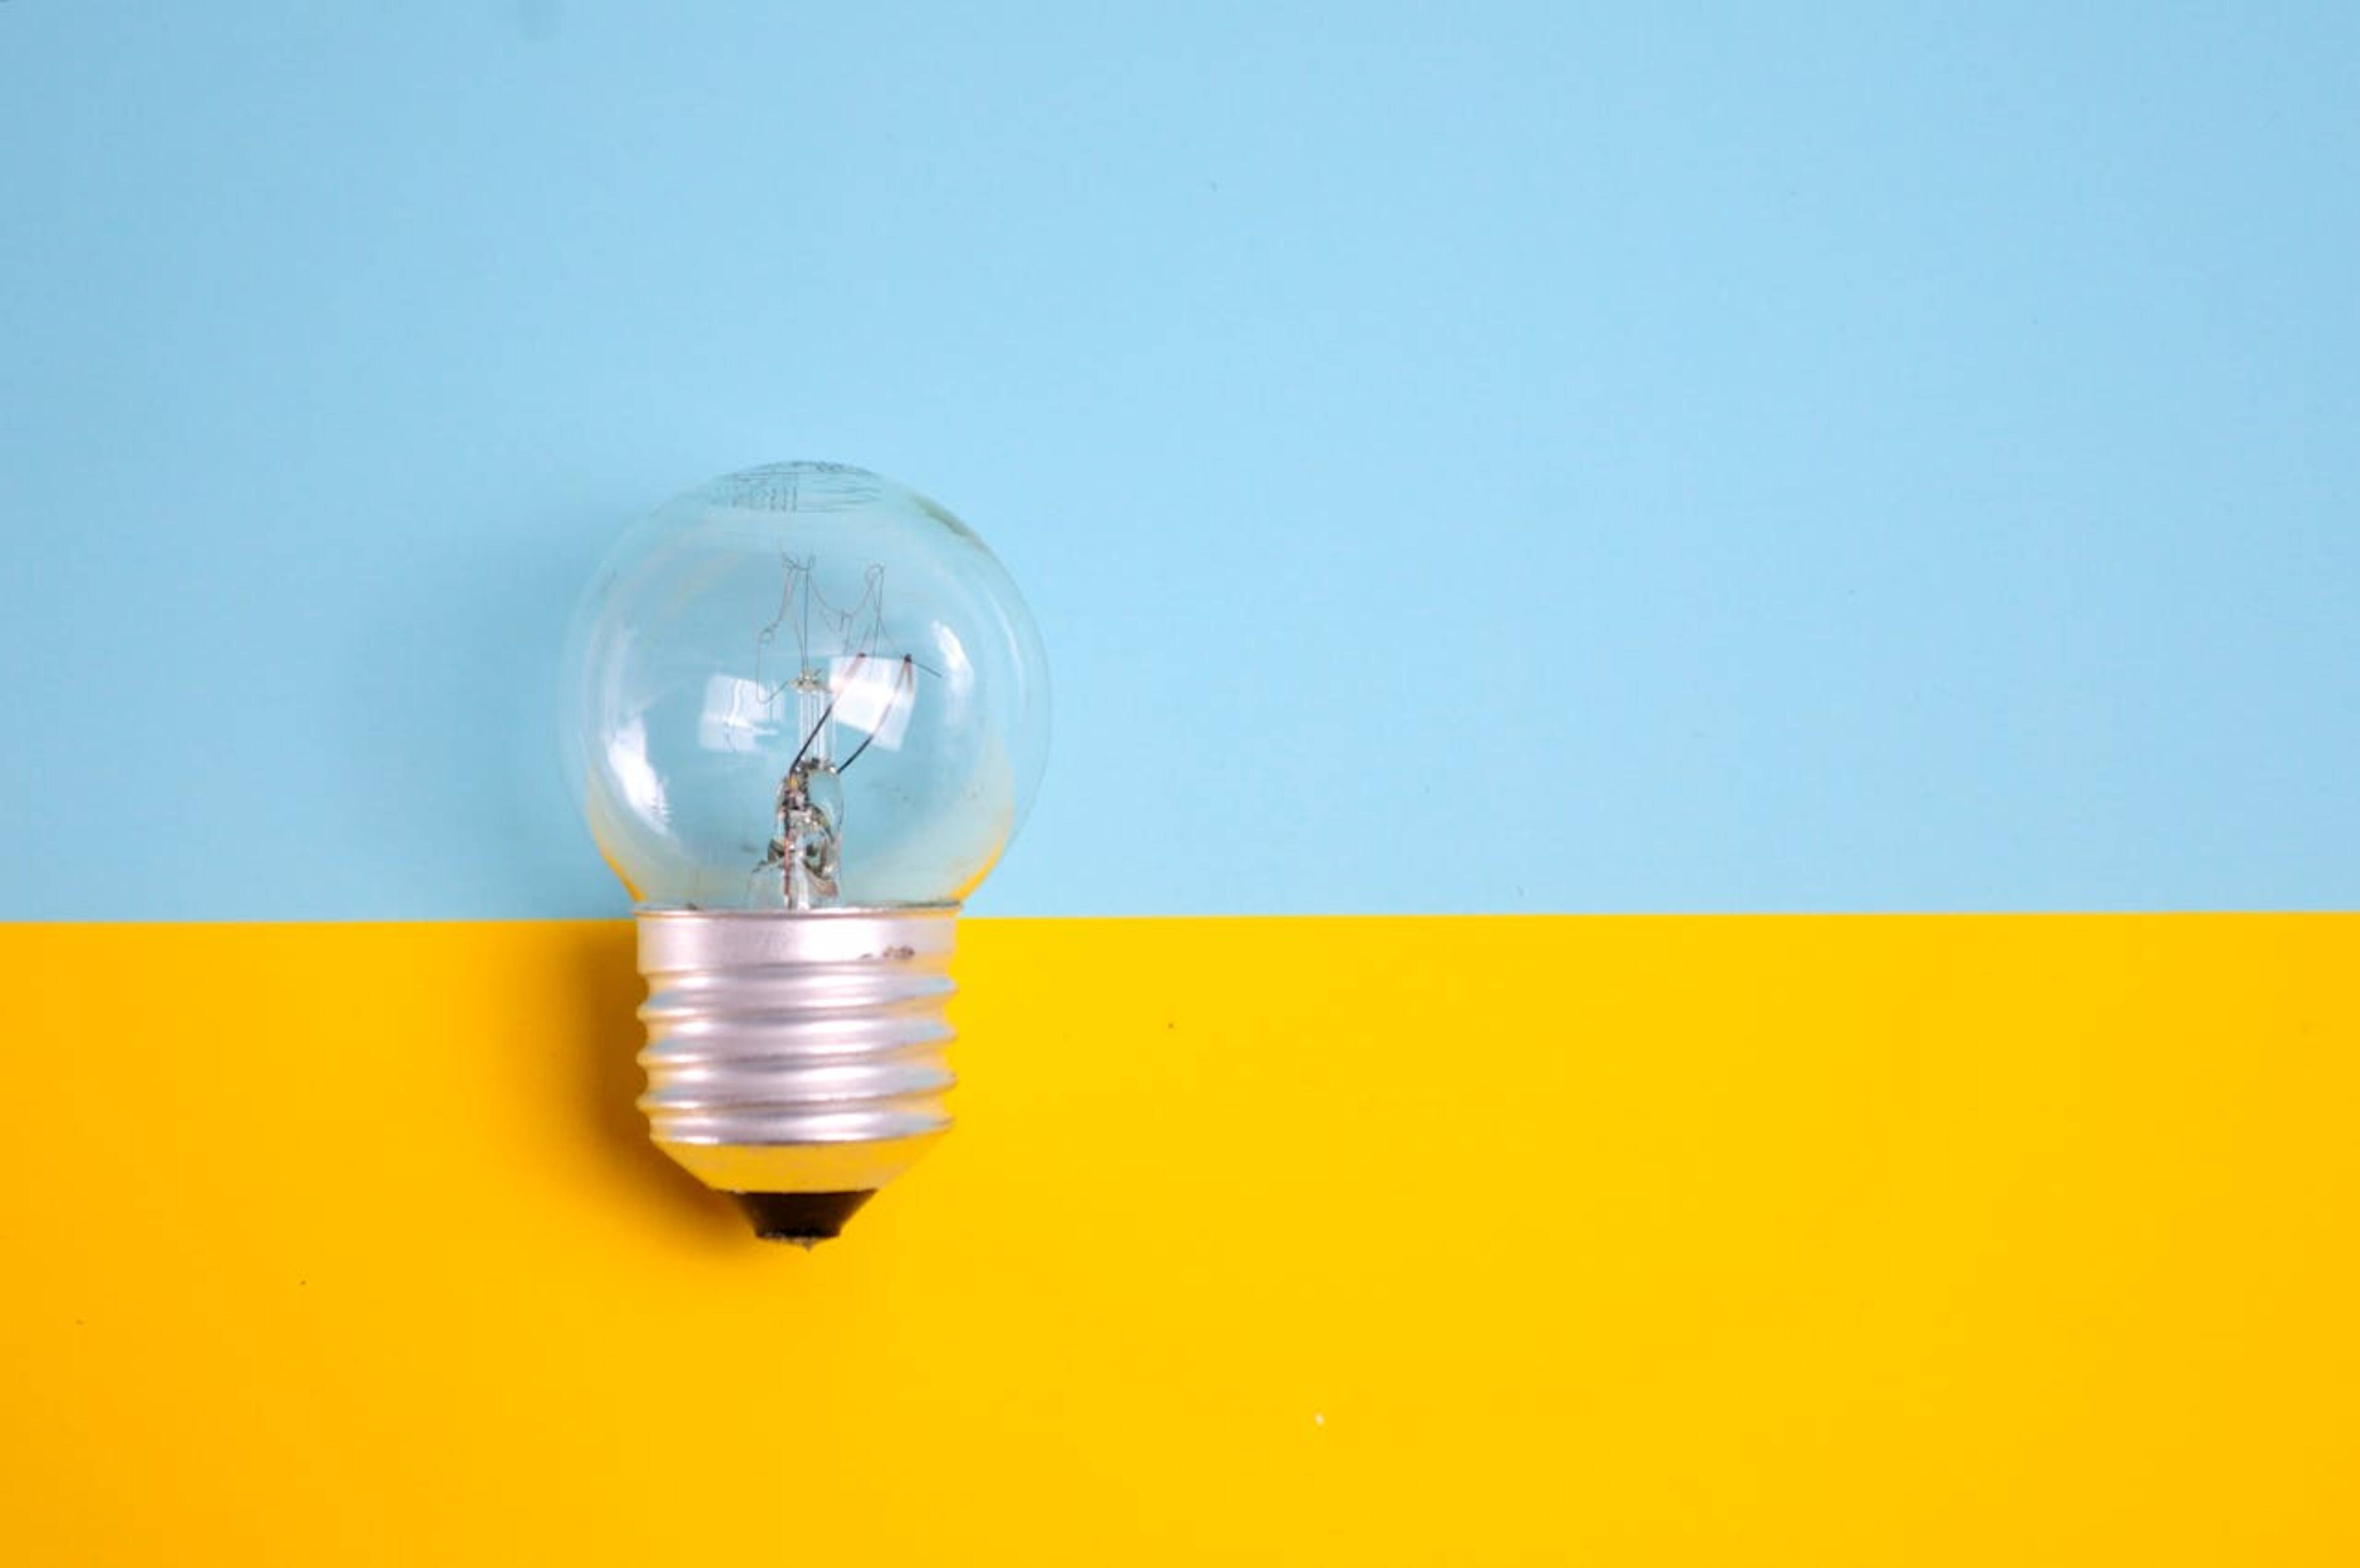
xmin=563 ymin=462 xmax=1050 ymax=1242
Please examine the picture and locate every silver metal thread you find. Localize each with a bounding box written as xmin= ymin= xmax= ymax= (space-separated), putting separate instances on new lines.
xmin=634 ymin=905 xmax=959 ymax=1199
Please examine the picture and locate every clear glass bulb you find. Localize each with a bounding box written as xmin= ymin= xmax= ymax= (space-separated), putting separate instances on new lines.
xmin=564 ymin=462 xmax=1050 ymax=912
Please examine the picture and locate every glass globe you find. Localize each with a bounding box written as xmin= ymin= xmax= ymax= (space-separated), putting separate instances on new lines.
xmin=564 ymin=462 xmax=1050 ymax=911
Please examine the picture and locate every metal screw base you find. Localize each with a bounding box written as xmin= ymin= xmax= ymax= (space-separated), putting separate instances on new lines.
xmin=636 ymin=906 xmax=959 ymax=1240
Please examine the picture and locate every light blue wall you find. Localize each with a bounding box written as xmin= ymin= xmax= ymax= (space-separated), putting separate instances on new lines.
xmin=4 ymin=2 xmax=2354 ymax=919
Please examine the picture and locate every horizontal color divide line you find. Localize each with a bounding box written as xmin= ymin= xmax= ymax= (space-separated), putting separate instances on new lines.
xmin=6 ymin=914 xmax=2357 ymax=1565
xmin=6 ymin=908 xmax=2356 ymax=928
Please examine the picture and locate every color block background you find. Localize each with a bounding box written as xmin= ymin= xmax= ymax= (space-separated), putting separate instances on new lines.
xmin=3 ymin=1 xmax=2356 ymax=919
xmin=4 ymin=6 xmax=2356 ymax=1565
xmin=9 ymin=916 xmax=2359 ymax=1565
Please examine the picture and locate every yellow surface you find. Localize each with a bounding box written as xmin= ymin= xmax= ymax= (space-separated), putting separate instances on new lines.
xmin=5 ymin=916 xmax=2357 ymax=1565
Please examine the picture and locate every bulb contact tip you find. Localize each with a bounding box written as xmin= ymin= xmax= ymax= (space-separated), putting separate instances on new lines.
xmin=727 ymin=1190 xmax=878 ymax=1245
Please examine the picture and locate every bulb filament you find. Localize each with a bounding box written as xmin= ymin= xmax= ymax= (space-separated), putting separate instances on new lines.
xmin=748 ymin=553 xmax=931 ymax=908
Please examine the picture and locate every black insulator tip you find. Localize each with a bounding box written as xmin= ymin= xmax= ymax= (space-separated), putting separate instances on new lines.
xmin=728 ymin=1190 xmax=877 ymax=1245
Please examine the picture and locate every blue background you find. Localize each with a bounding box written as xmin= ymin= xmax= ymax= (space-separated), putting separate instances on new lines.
xmin=4 ymin=2 xmax=2354 ymax=919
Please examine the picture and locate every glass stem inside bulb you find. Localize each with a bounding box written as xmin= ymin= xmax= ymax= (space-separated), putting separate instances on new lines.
xmin=774 ymin=667 xmax=843 ymax=909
